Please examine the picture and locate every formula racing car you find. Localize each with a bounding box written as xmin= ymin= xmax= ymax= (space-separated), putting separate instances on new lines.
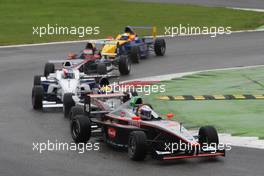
xmin=68 ymin=41 xmax=131 ymax=75
xmin=69 ymin=93 xmax=225 ymax=161
xmin=100 ymin=26 xmax=166 ymax=63
xmin=32 ymin=60 xmax=115 ymax=118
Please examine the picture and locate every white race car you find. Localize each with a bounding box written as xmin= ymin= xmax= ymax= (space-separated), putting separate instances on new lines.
xmin=32 ymin=60 xmax=114 ymax=117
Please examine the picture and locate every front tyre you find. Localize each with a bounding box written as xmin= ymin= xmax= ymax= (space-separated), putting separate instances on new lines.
xmin=33 ymin=75 xmax=42 ymax=86
xmin=44 ymin=63 xmax=55 ymax=77
xmin=97 ymin=62 xmax=107 ymax=75
xmin=118 ymin=55 xmax=131 ymax=75
xmin=69 ymin=106 xmax=84 ymax=120
xmin=199 ymin=126 xmax=219 ymax=150
xmin=71 ymin=115 xmax=91 ymax=143
xmin=32 ymin=85 xmax=44 ymax=110
xmin=128 ymin=131 xmax=148 ymax=161
xmin=154 ymin=38 xmax=166 ymax=56
xmin=130 ymin=46 xmax=140 ymax=63
xmin=63 ymin=93 xmax=75 ymax=118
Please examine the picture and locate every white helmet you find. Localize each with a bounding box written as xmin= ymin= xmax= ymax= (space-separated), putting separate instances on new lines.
xmin=79 ymin=84 xmax=91 ymax=93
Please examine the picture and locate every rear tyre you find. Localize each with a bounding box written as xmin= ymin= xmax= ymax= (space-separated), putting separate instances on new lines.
xmin=118 ymin=55 xmax=131 ymax=75
xmin=63 ymin=93 xmax=75 ymax=118
xmin=199 ymin=126 xmax=219 ymax=150
xmin=128 ymin=131 xmax=148 ymax=161
xmin=154 ymin=38 xmax=166 ymax=56
xmin=71 ymin=115 xmax=91 ymax=143
xmin=97 ymin=62 xmax=107 ymax=75
xmin=130 ymin=46 xmax=140 ymax=63
xmin=33 ymin=75 xmax=42 ymax=86
xmin=32 ymin=85 xmax=44 ymax=110
xmin=69 ymin=106 xmax=84 ymax=120
xmin=44 ymin=63 xmax=55 ymax=77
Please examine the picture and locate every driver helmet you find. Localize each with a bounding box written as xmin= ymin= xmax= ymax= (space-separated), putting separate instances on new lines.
xmin=124 ymin=26 xmax=135 ymax=34
xmin=119 ymin=33 xmax=129 ymax=40
xmin=79 ymin=84 xmax=92 ymax=94
xmin=63 ymin=61 xmax=73 ymax=68
xmin=83 ymin=49 xmax=93 ymax=55
xmin=138 ymin=105 xmax=152 ymax=120
xmin=63 ymin=68 xmax=74 ymax=79
xmin=81 ymin=49 xmax=94 ymax=59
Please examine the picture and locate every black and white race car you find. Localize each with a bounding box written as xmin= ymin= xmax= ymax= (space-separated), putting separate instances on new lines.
xmin=69 ymin=93 xmax=225 ymax=161
xmin=32 ymin=60 xmax=115 ymax=117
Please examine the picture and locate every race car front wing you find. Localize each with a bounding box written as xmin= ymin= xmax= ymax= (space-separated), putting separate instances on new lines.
xmin=155 ymin=149 xmax=225 ymax=160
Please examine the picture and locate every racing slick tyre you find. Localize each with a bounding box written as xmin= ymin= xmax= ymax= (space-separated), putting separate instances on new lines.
xmin=32 ymin=85 xmax=44 ymax=110
xmin=63 ymin=93 xmax=75 ymax=118
xmin=33 ymin=75 xmax=41 ymax=86
xmin=128 ymin=131 xmax=148 ymax=161
xmin=118 ymin=55 xmax=131 ymax=75
xmin=97 ymin=62 xmax=107 ymax=75
xmin=69 ymin=106 xmax=84 ymax=120
xmin=154 ymin=38 xmax=166 ymax=56
xmin=130 ymin=46 xmax=140 ymax=63
xmin=44 ymin=63 xmax=55 ymax=77
xmin=198 ymin=126 xmax=219 ymax=150
xmin=71 ymin=115 xmax=91 ymax=143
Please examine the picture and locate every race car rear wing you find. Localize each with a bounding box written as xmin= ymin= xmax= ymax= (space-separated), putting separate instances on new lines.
xmin=48 ymin=59 xmax=84 ymax=70
xmin=128 ymin=26 xmax=157 ymax=39
xmin=87 ymin=39 xmax=115 ymax=46
xmin=48 ymin=59 xmax=83 ymax=65
xmin=81 ymin=74 xmax=119 ymax=80
xmin=83 ymin=93 xmax=127 ymax=116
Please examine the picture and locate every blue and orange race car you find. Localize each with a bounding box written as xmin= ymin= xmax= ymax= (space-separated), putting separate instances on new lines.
xmin=101 ymin=26 xmax=166 ymax=63
xmin=67 ymin=26 xmax=166 ymax=76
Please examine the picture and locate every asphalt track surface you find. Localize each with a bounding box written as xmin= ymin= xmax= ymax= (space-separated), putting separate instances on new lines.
xmin=0 ymin=31 xmax=264 ymax=176
xmin=131 ymin=0 xmax=264 ymax=9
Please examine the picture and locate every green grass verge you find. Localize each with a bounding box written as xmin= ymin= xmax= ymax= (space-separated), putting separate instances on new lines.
xmin=257 ymin=25 xmax=264 ymax=29
xmin=1 ymin=0 xmax=264 ymax=45
xmin=143 ymin=67 xmax=264 ymax=139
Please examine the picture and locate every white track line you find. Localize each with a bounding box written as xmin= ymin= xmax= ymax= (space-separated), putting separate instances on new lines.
xmin=219 ymin=133 xmax=264 ymax=149
xmin=1 ymin=29 xmax=264 ymax=49
xmin=228 ymin=7 xmax=264 ymax=12
xmin=123 ymin=64 xmax=264 ymax=83
xmin=124 ymin=65 xmax=264 ymax=149
xmin=0 ymin=39 xmax=103 ymax=49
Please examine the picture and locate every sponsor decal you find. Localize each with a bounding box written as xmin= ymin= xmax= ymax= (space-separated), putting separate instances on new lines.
xmin=120 ymin=111 xmax=126 ymax=117
xmin=108 ymin=127 xmax=116 ymax=138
